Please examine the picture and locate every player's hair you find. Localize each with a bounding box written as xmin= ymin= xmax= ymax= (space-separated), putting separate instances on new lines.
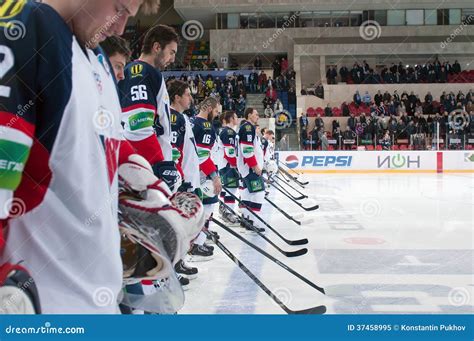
xmin=220 ymin=111 xmax=236 ymax=124
xmin=244 ymin=107 xmax=255 ymax=120
xmin=140 ymin=0 xmax=161 ymax=15
xmin=265 ymin=129 xmax=274 ymax=136
xmin=198 ymin=97 xmax=219 ymax=113
xmin=167 ymin=80 xmax=189 ymax=103
xmin=142 ymin=25 xmax=179 ymax=54
xmin=101 ymin=36 xmax=131 ymax=60
xmin=260 ymin=127 xmax=267 ymax=135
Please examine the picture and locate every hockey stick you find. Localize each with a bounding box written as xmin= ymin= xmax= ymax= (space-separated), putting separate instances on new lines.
xmin=268 ymin=181 xmax=320 ymax=211
xmin=211 ymin=219 xmax=326 ymax=296
xmin=271 ymin=178 xmax=306 ymax=201
xmin=280 ymin=162 xmax=304 ymax=178
xmin=278 ymin=166 xmax=308 ymax=187
xmin=264 ymin=196 xmax=314 ymax=226
xmin=222 ymin=188 xmax=308 ymax=246
xmin=204 ymin=230 xmax=326 ymax=314
xmin=275 ymin=174 xmax=309 ymax=198
xmin=218 ymin=200 xmax=307 ymax=257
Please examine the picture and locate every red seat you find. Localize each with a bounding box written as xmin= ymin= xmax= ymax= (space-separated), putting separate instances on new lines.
xmin=376 ymin=145 xmax=382 ymax=150
xmin=366 ymin=145 xmax=374 ymax=151
xmin=392 ymin=145 xmax=399 ymax=150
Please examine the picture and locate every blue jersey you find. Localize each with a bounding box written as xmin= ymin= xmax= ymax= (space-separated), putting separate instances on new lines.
xmin=118 ymin=60 xmax=172 ymax=166
xmin=191 ymin=116 xmax=217 ymax=176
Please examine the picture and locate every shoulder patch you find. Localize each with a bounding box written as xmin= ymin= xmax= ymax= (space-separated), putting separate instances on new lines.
xmin=0 ymin=0 xmax=26 ymax=20
xmin=245 ymin=124 xmax=252 ymax=132
xmin=131 ymin=64 xmax=144 ymax=78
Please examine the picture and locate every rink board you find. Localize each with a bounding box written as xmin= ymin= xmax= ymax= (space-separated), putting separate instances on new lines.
xmin=276 ymin=151 xmax=474 ymax=173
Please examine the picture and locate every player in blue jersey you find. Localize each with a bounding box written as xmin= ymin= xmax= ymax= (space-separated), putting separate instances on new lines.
xmin=118 ymin=24 xmax=182 ymax=192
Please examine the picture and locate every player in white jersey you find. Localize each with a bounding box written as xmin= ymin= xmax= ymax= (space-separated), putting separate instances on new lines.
xmin=0 ymin=0 xmax=157 ymax=314
xmin=237 ymin=108 xmax=266 ymax=233
xmin=216 ymin=111 xmax=240 ymax=225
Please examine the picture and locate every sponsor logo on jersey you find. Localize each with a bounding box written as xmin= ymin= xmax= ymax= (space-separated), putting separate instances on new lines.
xmin=129 ymin=111 xmax=154 ymax=131
xmin=285 ymin=155 xmax=299 ymax=169
xmin=203 ymin=122 xmax=211 ymax=128
xmin=245 ymin=124 xmax=252 ymax=132
xmin=377 ymin=154 xmax=420 ymax=169
xmin=0 ymin=0 xmax=26 ymax=19
xmin=131 ymin=64 xmax=144 ymax=78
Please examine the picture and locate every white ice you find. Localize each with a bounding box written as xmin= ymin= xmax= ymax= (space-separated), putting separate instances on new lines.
xmin=180 ymin=173 xmax=474 ymax=314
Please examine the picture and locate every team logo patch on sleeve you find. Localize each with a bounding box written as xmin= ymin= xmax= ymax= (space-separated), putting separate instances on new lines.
xmin=131 ymin=64 xmax=144 ymax=78
xmin=245 ymin=124 xmax=252 ymax=132
xmin=0 ymin=0 xmax=26 ymax=19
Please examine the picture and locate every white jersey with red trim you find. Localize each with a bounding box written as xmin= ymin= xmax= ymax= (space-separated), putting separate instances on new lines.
xmin=237 ymin=120 xmax=264 ymax=178
xmin=0 ymin=2 xmax=122 ymax=314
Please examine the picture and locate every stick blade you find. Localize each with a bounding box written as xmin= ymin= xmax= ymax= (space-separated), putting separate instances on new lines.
xmin=289 ymin=305 xmax=327 ymax=315
xmin=302 ymin=204 xmax=319 ymax=211
xmin=285 ymin=248 xmax=308 ymax=257
xmin=288 ymin=238 xmax=308 ymax=246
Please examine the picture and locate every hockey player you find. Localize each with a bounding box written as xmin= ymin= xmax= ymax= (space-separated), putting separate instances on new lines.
xmin=119 ymin=25 xmax=181 ymax=192
xmin=0 ymin=0 xmax=178 ymax=314
xmin=216 ymin=111 xmax=240 ymax=225
xmin=190 ymin=97 xmax=223 ymax=260
xmin=237 ymin=108 xmax=266 ymax=233
xmin=167 ymin=79 xmax=201 ymax=278
xmin=101 ymin=35 xmax=132 ymax=82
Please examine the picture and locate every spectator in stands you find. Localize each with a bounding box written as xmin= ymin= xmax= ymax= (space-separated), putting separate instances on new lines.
xmin=342 ymin=102 xmax=350 ymax=116
xmin=333 ymin=127 xmax=342 ymax=148
xmin=254 ymin=56 xmax=263 ymax=70
xmin=332 ymin=119 xmax=340 ymax=134
xmin=383 ymin=91 xmax=392 ymax=103
xmin=264 ymin=105 xmax=274 ymax=118
xmin=258 ymin=70 xmax=268 ymax=92
xmin=324 ymin=104 xmax=333 ymax=117
xmin=281 ymin=57 xmax=289 ymax=75
xmin=321 ymin=131 xmax=329 ymax=151
xmin=339 ymin=65 xmax=349 ymax=83
xmin=299 ymin=112 xmax=309 ymax=149
xmin=249 ymin=70 xmax=258 ymax=93
xmin=374 ymin=90 xmax=383 ymax=106
xmin=236 ymin=94 xmax=246 ymax=117
xmin=353 ymin=90 xmax=362 ymax=107
xmin=326 ymin=66 xmax=338 ymax=84
xmin=397 ymin=117 xmax=407 ymax=139
xmin=288 ymin=86 xmax=296 ymax=106
xmin=453 ymin=60 xmax=461 ymax=74
xmin=343 ymin=127 xmax=355 ymax=149
xmin=315 ymin=82 xmax=324 ymax=99
xmin=425 ymin=91 xmax=433 ymax=104
xmin=348 ymin=112 xmax=356 ymax=131
xmin=315 ymin=113 xmax=325 ymax=132
xmin=274 ymin=99 xmax=284 ymax=112
xmin=389 ymin=115 xmax=398 ymax=137
xmin=272 ymin=57 xmax=281 ymax=79
xmin=380 ymin=131 xmax=392 ymax=150
xmin=208 ymin=59 xmax=218 ymax=69
xmin=363 ymin=91 xmax=371 ymax=106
